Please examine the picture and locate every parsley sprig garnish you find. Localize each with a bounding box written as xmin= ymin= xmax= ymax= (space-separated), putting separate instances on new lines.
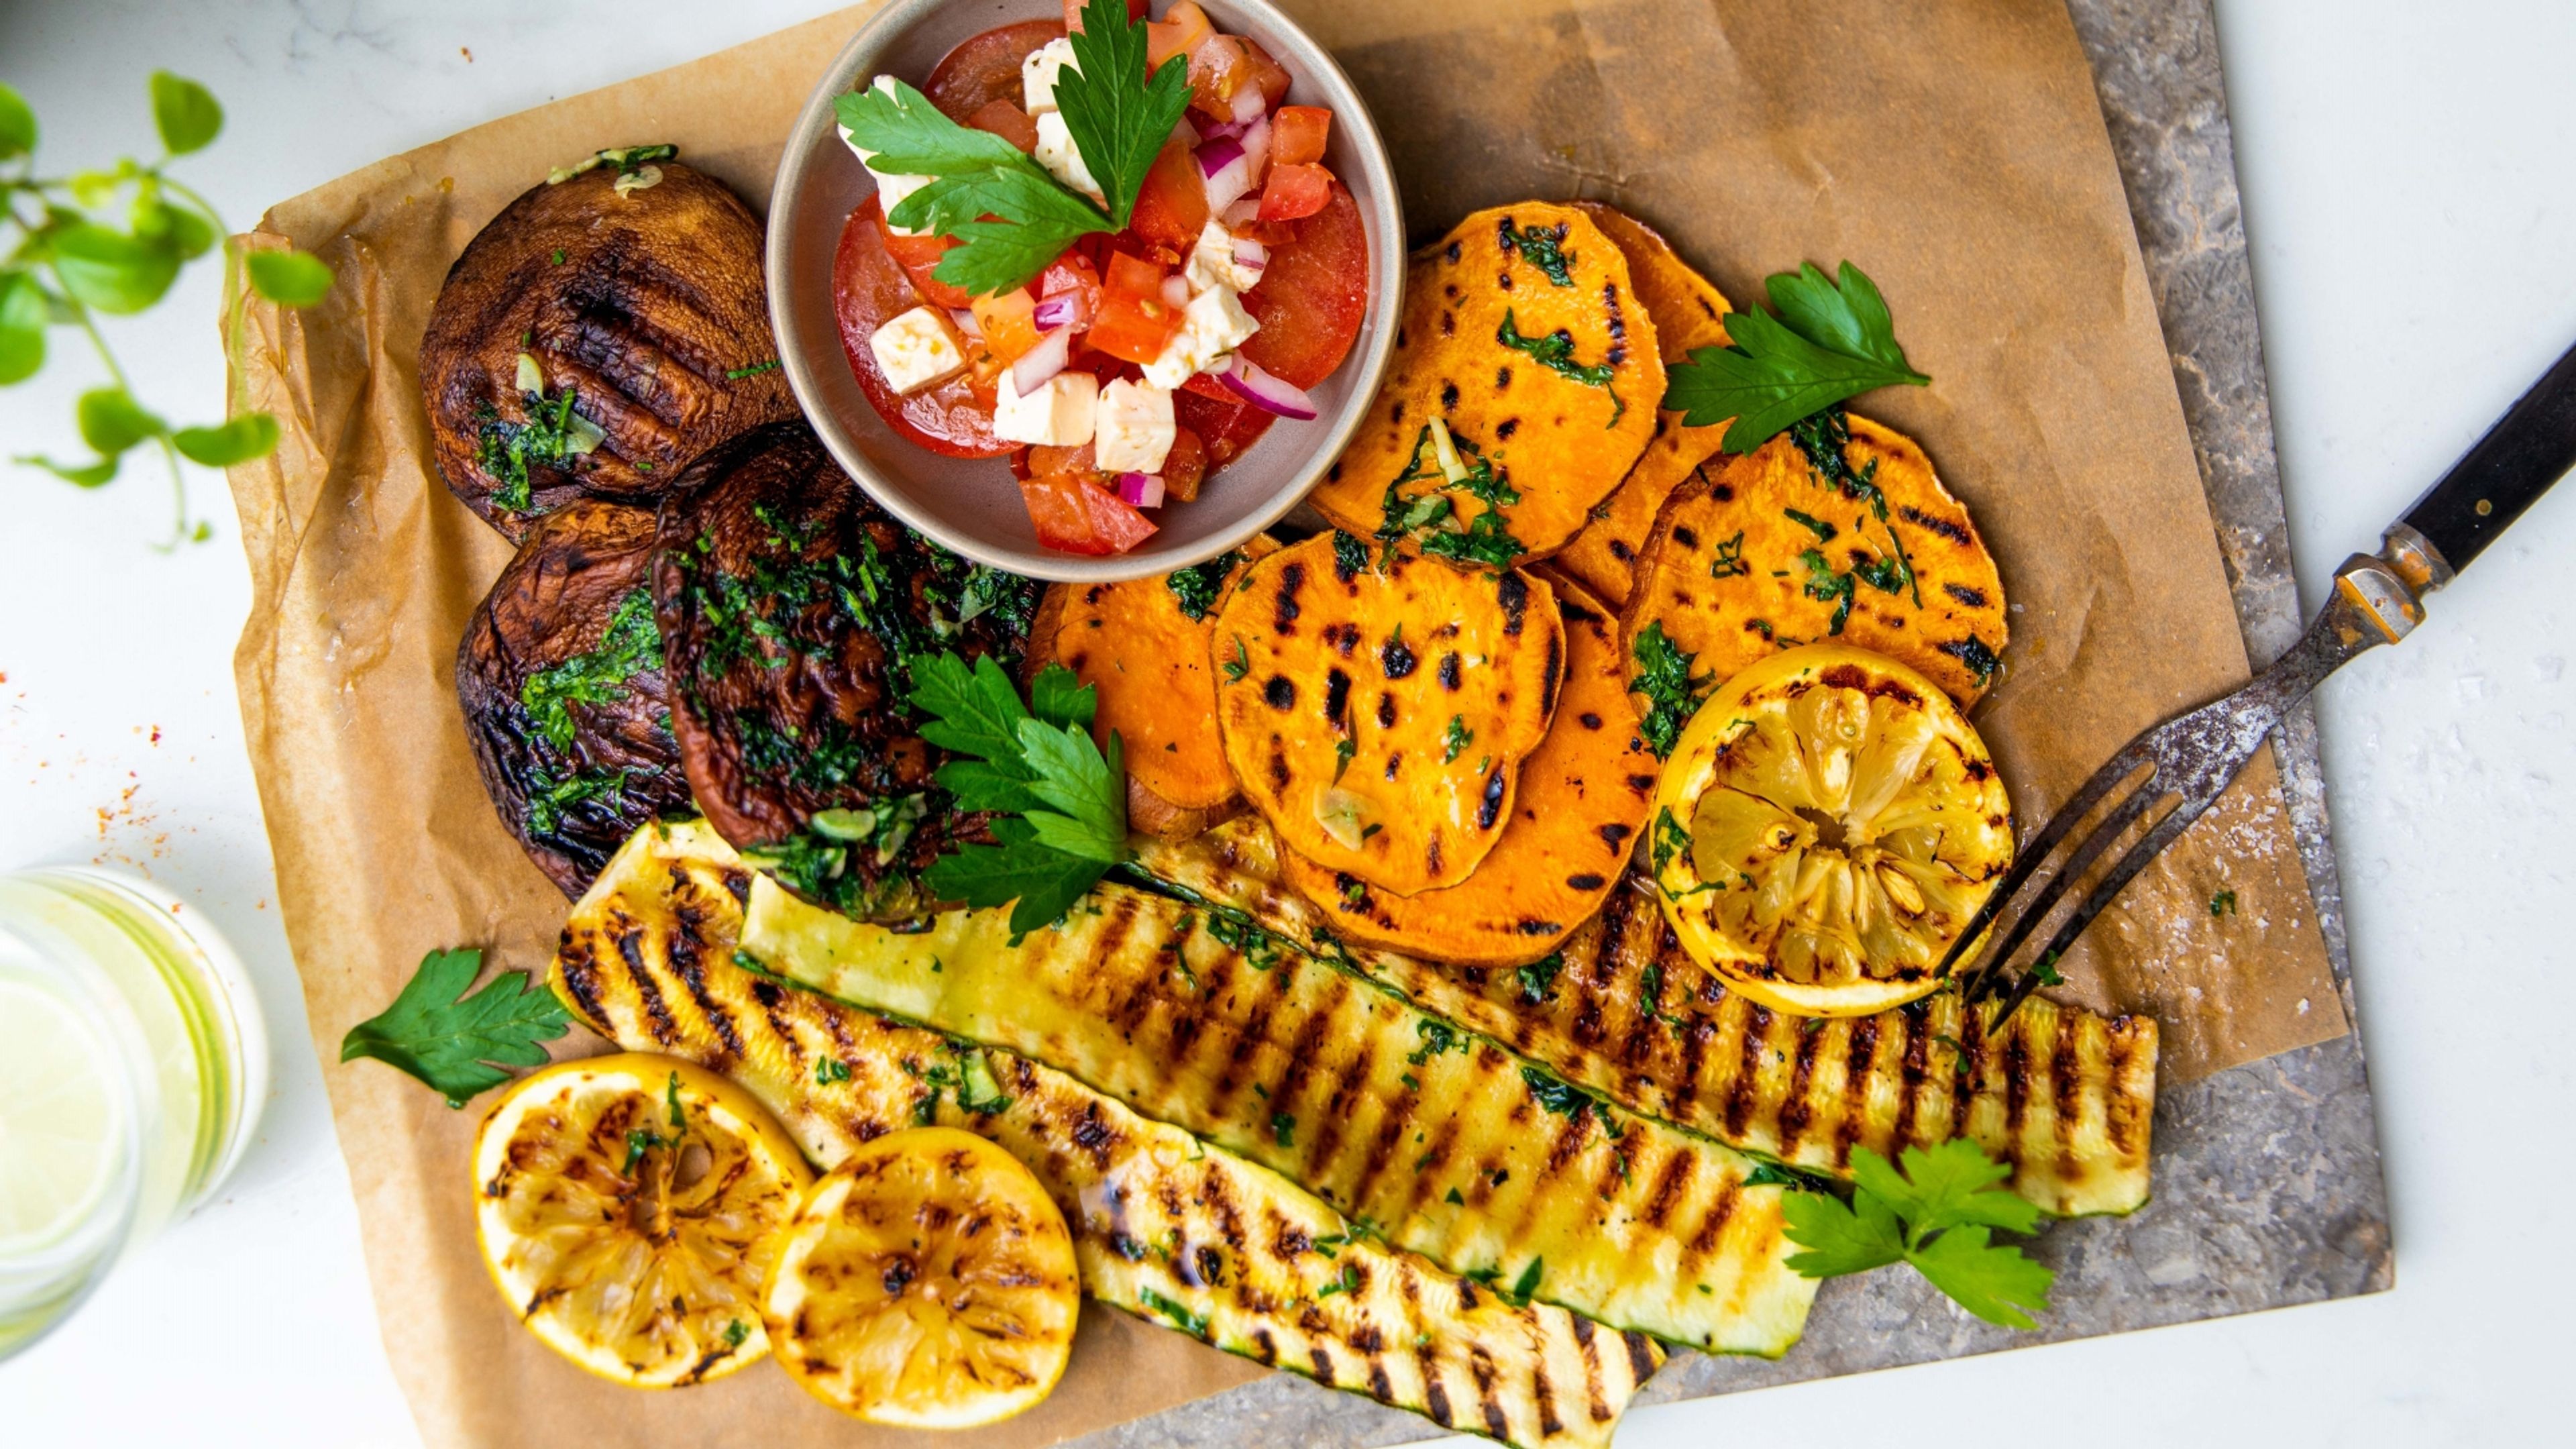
xmin=339 ymin=947 xmax=570 ymax=1108
xmin=1778 ymin=1138 xmax=2055 ymax=1328
xmin=1664 ymin=261 xmax=1929 ymax=453
xmin=1629 ymin=621 xmax=1711 ymax=758
xmin=908 ymin=651 xmax=1129 ymax=933
xmin=831 ymin=0 xmax=1187 ymax=296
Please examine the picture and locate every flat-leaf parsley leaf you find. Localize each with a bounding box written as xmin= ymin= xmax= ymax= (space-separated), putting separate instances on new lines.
xmin=1664 ymin=261 xmax=1929 ymax=455
xmin=1780 ymin=1138 xmax=2054 ymax=1328
xmin=339 ymin=947 xmax=570 ymax=1108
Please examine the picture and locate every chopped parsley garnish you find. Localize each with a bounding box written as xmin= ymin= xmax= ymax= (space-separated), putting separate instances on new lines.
xmin=1445 ymin=1186 xmax=1466 ymax=1205
xmin=1519 ymin=1065 xmax=1621 ymax=1138
xmin=1784 ymin=507 xmax=1837 ymax=542
xmin=1272 ymin=1112 xmax=1297 ymax=1148
xmin=1498 ymin=217 xmax=1576 ymax=286
xmin=1799 ymin=548 xmax=1858 ymax=635
xmin=1515 ymin=952 xmax=1563 ymax=1007
xmin=523 ymin=764 xmax=632 ymax=837
xmin=1165 ymin=550 xmax=1242 ymax=621
xmin=1314 ymin=1262 xmax=1362 ymax=1300
xmin=1664 ymin=261 xmax=1929 ymax=453
xmin=1710 ymin=529 xmax=1750 ymax=578
xmin=1136 ymin=1286 xmax=1209 ymax=1338
xmin=815 ymin=1056 xmax=851 ymax=1085
xmin=1501 ymin=1257 xmax=1545 ymax=1307
xmin=1378 ymin=421 xmax=1526 ymax=570
xmin=723 ymin=358 xmax=781 ymax=380
xmin=2210 ymin=890 xmax=2239 ymax=918
xmin=337 ymin=947 xmax=571 ymax=1108
xmin=1650 ymin=806 xmax=1693 ymax=877
xmin=1222 ymin=635 xmax=1251 ymax=682
xmin=1442 ymin=714 xmax=1472 ymax=763
xmin=520 ymin=588 xmax=661 ymax=751
xmin=1942 ymin=635 xmax=2002 ymax=688
xmin=1629 ymin=621 xmax=1711 ymax=757
xmin=1407 ymin=1018 xmax=1463 ymax=1066
xmin=1496 ymin=309 xmax=1623 ymax=425
xmin=474 ymin=356 xmax=606 ymax=514
xmin=1790 ymin=407 xmax=1923 ymax=606
xmin=1780 ymin=1138 xmax=2055 ymax=1329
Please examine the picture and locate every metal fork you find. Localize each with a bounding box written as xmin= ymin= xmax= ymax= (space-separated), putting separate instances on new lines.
xmin=1945 ymin=338 xmax=2576 ymax=1024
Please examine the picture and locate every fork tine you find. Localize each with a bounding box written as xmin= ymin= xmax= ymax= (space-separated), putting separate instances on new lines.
xmin=1983 ymin=784 xmax=2229 ymax=1024
xmin=1958 ymin=773 xmax=2168 ymax=1000
xmin=1934 ymin=735 xmax=2159 ymax=985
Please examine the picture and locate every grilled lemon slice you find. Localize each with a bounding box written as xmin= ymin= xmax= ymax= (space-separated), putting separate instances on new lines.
xmin=1650 ymin=643 xmax=2012 ymax=1016
xmin=472 ymin=1053 xmax=812 ymax=1387
xmin=765 ymin=1127 xmax=1079 ymax=1428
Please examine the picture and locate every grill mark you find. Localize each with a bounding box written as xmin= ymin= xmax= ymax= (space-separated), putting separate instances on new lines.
xmin=555 ymin=949 xmax=611 ymax=1034
xmin=1722 ymin=1005 xmax=1772 ymax=1138
xmin=1309 ymin=1344 xmax=1338 ymax=1387
xmin=1775 ymin=1012 xmax=1827 ymax=1156
xmin=1999 ymin=1013 xmax=2033 ymax=1159
xmin=2051 ymin=1006 xmax=2084 ymax=1177
xmin=1891 ymin=1004 xmax=1928 ymax=1149
xmin=1640 ymin=1144 xmax=1693 ymax=1230
xmin=2104 ymin=1025 xmax=2143 ymax=1155
xmin=1426 ymin=1377 xmax=1455 ymax=1428
xmin=1622 ymin=1330 xmax=1657 ymax=1386
xmin=1306 ymin=993 xmax=1377 ymax=1189
xmin=1347 ymin=1089 xmax=1415 ymax=1234
xmin=1540 ymin=1110 xmax=1591 ymax=1185
xmin=1470 ymin=1348 xmax=1508 ymax=1440
xmin=1833 ymin=1016 xmax=1882 ymax=1166
xmin=547 ymin=308 xmax=724 ymax=429
xmin=1369 ymin=1360 xmax=1395 ymax=1406
xmin=1571 ymin=1313 xmax=1609 ymax=1425
xmin=665 ymin=912 xmax=745 ymax=1061
xmin=1250 ymin=1328 xmax=1279 ymax=1366
xmin=1266 ymin=974 xmax=1347 ymax=1152
xmin=1685 ymin=1179 xmax=1740 ymax=1256
xmin=1534 ymin=1364 xmax=1564 ymax=1439
xmin=1899 ymin=505 xmax=1972 ymax=545
xmin=1954 ymin=1008 xmax=1990 ymax=1140
xmin=613 ymin=924 xmax=679 ymax=1044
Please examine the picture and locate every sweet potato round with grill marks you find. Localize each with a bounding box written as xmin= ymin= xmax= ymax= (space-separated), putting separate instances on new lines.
xmin=1552 ymin=202 xmax=1736 ymax=608
xmin=422 ymin=160 xmax=798 ymax=541
xmin=1307 ymin=203 xmax=1661 ymax=568
xmin=1623 ymin=411 xmax=2008 ymax=710
xmin=652 ymin=421 xmax=1042 ymax=921
xmin=456 ymin=500 xmax=694 ymax=896
xmin=1025 ymin=538 xmax=1279 ymax=841
xmin=1280 ymin=571 xmax=1656 ymax=965
xmin=1212 ymin=534 xmax=1564 ymax=894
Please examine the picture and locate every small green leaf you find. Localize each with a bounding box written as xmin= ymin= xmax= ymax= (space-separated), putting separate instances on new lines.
xmin=130 ymin=197 xmax=217 ymax=260
xmin=172 ymin=412 xmax=281 ymax=466
xmin=49 ymin=223 xmax=182 ymax=315
xmin=246 ymin=250 xmax=334 ymax=308
xmin=0 ymin=81 xmax=36 ymax=159
xmin=0 ymin=271 xmax=47 ymax=385
xmin=76 ymin=387 xmax=164 ymax=454
xmin=17 ymin=454 xmax=120 ymax=487
xmin=338 ymin=947 xmax=572 ymax=1108
xmin=148 ymin=71 xmax=224 ymax=156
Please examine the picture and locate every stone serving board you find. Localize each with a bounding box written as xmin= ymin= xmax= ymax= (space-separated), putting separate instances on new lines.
xmin=1070 ymin=2 xmax=2394 ymax=1442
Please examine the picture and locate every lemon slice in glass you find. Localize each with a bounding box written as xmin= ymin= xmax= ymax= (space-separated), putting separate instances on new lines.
xmin=0 ymin=977 xmax=125 ymax=1255
xmin=765 ymin=1126 xmax=1079 ymax=1428
xmin=472 ymin=1053 xmax=812 ymax=1387
xmin=1650 ymin=643 xmax=2013 ymax=1016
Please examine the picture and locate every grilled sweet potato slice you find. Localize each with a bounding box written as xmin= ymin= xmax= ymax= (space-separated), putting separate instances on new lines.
xmin=1024 ymin=538 xmax=1279 ymax=841
xmin=651 ymin=421 xmax=1041 ymax=920
xmin=421 ymin=157 xmax=798 ymax=540
xmin=1308 ymin=203 xmax=1661 ymax=567
xmin=455 ymin=500 xmax=692 ymax=894
xmin=1279 ymin=572 xmax=1654 ymax=965
xmin=1551 ymin=203 xmax=1735 ymax=607
xmin=1212 ymin=535 xmax=1563 ymax=894
xmin=1622 ymin=411 xmax=2008 ymax=710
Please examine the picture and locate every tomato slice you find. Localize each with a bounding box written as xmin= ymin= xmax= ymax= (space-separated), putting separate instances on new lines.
xmin=1171 ymin=388 xmax=1275 ymax=469
xmin=1130 ymin=140 xmax=1211 ymax=251
xmin=834 ymin=199 xmax=1014 ymax=458
xmin=924 ymin=19 xmax=1065 ymax=123
xmin=1258 ymin=162 xmax=1333 ymax=223
xmin=1237 ymin=182 xmax=1368 ymax=388
xmin=1089 ymin=252 xmax=1184 ymax=364
xmin=1020 ymin=471 xmax=1157 ymax=555
xmin=1148 ymin=3 xmax=1214 ymax=66
xmin=967 ymin=98 xmax=1039 ymax=155
xmin=877 ymin=216 xmax=975 ymax=310
xmin=1271 ymin=107 xmax=1332 ymax=167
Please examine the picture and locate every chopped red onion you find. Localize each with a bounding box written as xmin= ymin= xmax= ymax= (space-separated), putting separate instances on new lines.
xmin=1161 ymin=275 xmax=1191 ymax=308
xmin=1218 ymin=355 xmax=1318 ymax=420
xmin=1172 ymin=115 xmax=1201 ymax=148
xmin=1196 ymin=137 xmax=1245 ymax=176
xmin=1240 ymin=115 xmax=1272 ymax=180
xmin=1031 ymin=292 xmax=1090 ymax=331
xmin=1232 ymin=236 xmax=1270 ymax=276
xmin=1220 ymin=197 xmax=1263 ymax=229
xmin=1198 ymin=137 xmax=1252 ymax=213
xmin=1229 ymin=82 xmax=1267 ymax=125
xmin=949 ymin=307 xmax=982 ymax=338
xmin=1197 ymin=117 xmax=1250 ymax=142
xmin=1116 ymin=472 xmax=1166 ymax=508
xmin=1009 ymin=326 xmax=1073 ymax=396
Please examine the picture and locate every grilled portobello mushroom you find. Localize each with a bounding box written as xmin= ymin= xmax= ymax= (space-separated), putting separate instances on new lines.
xmin=651 ymin=421 xmax=1040 ymax=922
xmin=455 ymin=499 xmax=692 ymax=894
xmin=421 ymin=151 xmax=798 ymax=540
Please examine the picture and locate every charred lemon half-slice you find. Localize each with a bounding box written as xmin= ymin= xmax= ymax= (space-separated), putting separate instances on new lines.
xmin=1650 ymin=643 xmax=2012 ymax=1016
xmin=764 ymin=1126 xmax=1079 ymax=1428
xmin=472 ymin=1053 xmax=812 ymax=1387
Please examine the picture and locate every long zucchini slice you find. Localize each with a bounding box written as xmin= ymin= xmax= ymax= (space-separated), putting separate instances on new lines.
xmin=1138 ymin=820 xmax=2159 ymax=1217
xmin=553 ymin=822 xmax=1661 ymax=1449
xmin=741 ymin=876 xmax=1816 ymax=1356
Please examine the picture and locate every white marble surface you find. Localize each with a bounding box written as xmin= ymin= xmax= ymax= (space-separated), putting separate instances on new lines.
xmin=0 ymin=2 xmax=2567 ymax=1445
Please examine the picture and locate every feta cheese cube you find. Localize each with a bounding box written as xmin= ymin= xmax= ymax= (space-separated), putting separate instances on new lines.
xmin=841 ymin=77 xmax=936 ymax=235
xmin=994 ymin=368 xmax=1099 ymax=447
xmin=1185 ymin=220 xmax=1264 ymax=294
xmin=1032 ymin=111 xmax=1106 ymax=206
xmin=1141 ymin=284 xmax=1261 ymax=390
xmin=1022 ymin=38 xmax=1077 ymax=114
xmin=1093 ymin=379 xmax=1177 ymax=473
xmin=867 ymin=306 xmax=966 ymax=396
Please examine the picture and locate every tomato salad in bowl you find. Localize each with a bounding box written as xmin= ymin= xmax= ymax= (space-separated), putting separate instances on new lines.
xmin=826 ymin=0 xmax=1374 ymax=559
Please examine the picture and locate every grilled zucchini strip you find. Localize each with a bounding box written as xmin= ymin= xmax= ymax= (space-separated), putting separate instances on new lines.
xmin=741 ymin=877 xmax=1816 ymax=1356
xmin=553 ymin=822 xmax=1662 ymax=1449
xmin=1138 ymin=820 xmax=2159 ymax=1217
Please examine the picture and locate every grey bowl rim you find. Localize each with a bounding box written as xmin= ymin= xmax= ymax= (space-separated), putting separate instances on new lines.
xmin=765 ymin=0 xmax=1406 ymax=584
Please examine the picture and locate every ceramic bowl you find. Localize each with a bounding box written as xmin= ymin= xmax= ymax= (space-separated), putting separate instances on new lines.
xmin=769 ymin=0 xmax=1404 ymax=582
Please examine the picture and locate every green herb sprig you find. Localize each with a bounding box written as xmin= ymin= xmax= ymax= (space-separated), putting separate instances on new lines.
xmin=1780 ymin=1138 xmax=2055 ymax=1328
xmin=1 ymin=73 xmax=335 ymax=545
xmin=1663 ymin=261 xmax=1927 ymax=455
xmin=339 ymin=947 xmax=571 ymax=1108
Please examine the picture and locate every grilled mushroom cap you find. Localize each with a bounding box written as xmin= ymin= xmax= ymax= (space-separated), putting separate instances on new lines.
xmin=651 ymin=421 xmax=1042 ymax=922
xmin=421 ymin=159 xmax=798 ymax=541
xmin=457 ymin=500 xmax=694 ymax=895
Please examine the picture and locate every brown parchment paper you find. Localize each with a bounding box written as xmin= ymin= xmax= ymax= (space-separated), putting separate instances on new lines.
xmin=225 ymin=3 xmax=2348 ymax=1446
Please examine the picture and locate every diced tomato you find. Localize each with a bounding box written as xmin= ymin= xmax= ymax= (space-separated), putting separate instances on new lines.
xmin=924 ymin=19 xmax=1066 ymax=123
xmin=1148 ymin=2 xmax=1215 ymax=68
xmin=1184 ymin=34 xmax=1254 ymax=121
xmin=967 ymin=98 xmax=1040 ymax=154
xmin=973 ymin=288 xmax=1042 ymax=364
xmin=1238 ymin=181 xmax=1368 ymax=388
xmin=833 ymin=199 xmax=1014 ymax=458
xmin=1161 ymin=427 xmax=1208 ymax=502
xmin=1271 ymin=106 xmax=1331 ymax=167
xmin=1238 ymin=38 xmax=1295 ymax=111
xmin=1089 ymin=252 xmax=1184 ymax=364
xmin=1026 ymin=442 xmax=1098 ymax=478
xmin=1257 ymin=162 xmax=1334 ymax=223
xmin=1063 ymin=0 xmax=1149 ymax=33
xmin=1020 ymin=470 xmax=1157 ymax=555
xmin=877 ymin=219 xmax=975 ymax=310
xmin=1171 ymin=388 xmax=1275 ymax=469
xmin=1130 ymin=140 xmax=1212 ymax=250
